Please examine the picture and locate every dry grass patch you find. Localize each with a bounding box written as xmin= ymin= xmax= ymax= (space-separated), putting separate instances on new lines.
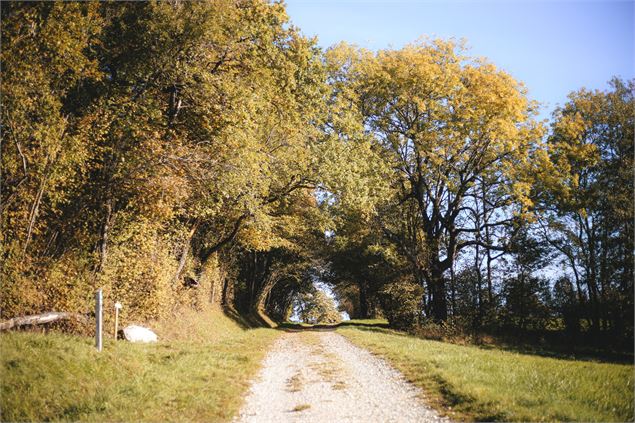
xmin=286 ymin=372 xmax=303 ymax=393
xmin=291 ymin=403 xmax=311 ymax=412
xmin=332 ymin=381 xmax=347 ymax=390
xmin=301 ymin=332 xmax=350 ymax=391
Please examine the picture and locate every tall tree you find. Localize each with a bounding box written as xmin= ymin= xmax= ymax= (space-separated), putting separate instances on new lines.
xmin=330 ymin=40 xmax=543 ymax=320
xmin=536 ymin=78 xmax=634 ymax=337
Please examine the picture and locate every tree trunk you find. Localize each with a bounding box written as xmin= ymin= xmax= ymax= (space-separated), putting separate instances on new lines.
xmin=221 ymin=268 xmax=234 ymax=306
xmin=251 ymin=270 xmax=280 ymax=328
xmin=426 ymin=238 xmax=448 ymax=322
xmin=23 ymin=148 xmax=58 ymax=255
xmin=475 ymin=241 xmax=483 ymax=326
xmin=586 ymin=226 xmax=601 ymax=335
xmin=358 ymin=281 xmax=369 ymax=319
xmin=450 ymin=262 xmax=456 ymax=316
xmin=97 ymin=197 xmax=113 ymax=273
xmin=519 ymin=271 xmax=526 ymax=331
xmin=482 ymin=181 xmax=493 ymax=305
xmin=0 ymin=312 xmax=88 ymax=331
xmin=430 ymin=265 xmax=448 ymax=321
xmin=194 ymin=252 xmax=223 ymax=307
xmin=485 ymin=231 xmax=493 ymax=305
xmin=173 ymin=219 xmax=199 ymax=284
xmin=253 ymin=279 xmax=275 ymax=313
xmin=599 ymin=224 xmax=609 ymax=331
xmin=23 ymin=176 xmax=47 ymax=255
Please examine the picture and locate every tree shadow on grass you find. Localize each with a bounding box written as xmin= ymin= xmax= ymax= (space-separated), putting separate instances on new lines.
xmin=476 ymin=340 xmax=634 ymax=365
xmin=278 ymin=319 xmax=633 ymax=364
xmin=222 ymin=307 xmax=262 ymax=330
xmin=277 ymin=320 xmax=392 ymax=333
xmin=428 ymin=374 xmax=508 ymax=422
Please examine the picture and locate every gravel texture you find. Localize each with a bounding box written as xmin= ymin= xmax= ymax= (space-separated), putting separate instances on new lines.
xmin=235 ymin=330 xmax=451 ymax=423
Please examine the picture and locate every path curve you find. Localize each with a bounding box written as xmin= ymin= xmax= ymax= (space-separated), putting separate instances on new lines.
xmin=236 ymin=331 xmax=450 ymax=423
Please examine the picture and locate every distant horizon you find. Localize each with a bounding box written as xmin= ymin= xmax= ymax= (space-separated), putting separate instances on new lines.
xmin=286 ymin=0 xmax=634 ymax=122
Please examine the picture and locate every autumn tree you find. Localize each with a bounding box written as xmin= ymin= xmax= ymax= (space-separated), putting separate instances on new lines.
xmin=327 ymin=40 xmax=544 ymax=321
xmin=1 ymin=0 xmax=333 ymax=321
xmin=536 ymin=78 xmax=634 ymax=338
xmin=1 ymin=2 xmax=105 ymax=316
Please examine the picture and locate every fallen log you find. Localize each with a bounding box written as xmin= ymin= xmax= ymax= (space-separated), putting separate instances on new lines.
xmin=0 ymin=312 xmax=89 ymax=331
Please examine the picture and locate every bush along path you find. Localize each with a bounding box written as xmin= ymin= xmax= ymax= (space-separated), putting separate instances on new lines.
xmin=236 ymin=330 xmax=450 ymax=423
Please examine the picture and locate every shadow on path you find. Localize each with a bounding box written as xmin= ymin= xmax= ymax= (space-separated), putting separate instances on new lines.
xmin=277 ymin=320 xmax=391 ymax=333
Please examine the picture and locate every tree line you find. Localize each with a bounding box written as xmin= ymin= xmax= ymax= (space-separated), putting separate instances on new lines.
xmin=1 ymin=1 xmax=632 ymax=345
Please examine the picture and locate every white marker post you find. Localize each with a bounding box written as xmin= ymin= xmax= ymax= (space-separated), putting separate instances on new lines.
xmin=114 ymin=302 xmax=122 ymax=340
xmin=95 ymin=289 xmax=103 ymax=351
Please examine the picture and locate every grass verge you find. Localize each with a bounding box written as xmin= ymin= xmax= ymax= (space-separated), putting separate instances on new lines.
xmin=338 ymin=325 xmax=634 ymax=422
xmin=0 ymin=307 xmax=279 ymax=422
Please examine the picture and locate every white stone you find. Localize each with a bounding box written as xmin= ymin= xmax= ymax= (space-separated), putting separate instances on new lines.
xmin=122 ymin=325 xmax=158 ymax=343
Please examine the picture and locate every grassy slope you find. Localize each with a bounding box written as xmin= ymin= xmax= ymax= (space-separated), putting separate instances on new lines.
xmin=339 ymin=325 xmax=634 ymax=422
xmin=0 ymin=308 xmax=279 ymax=422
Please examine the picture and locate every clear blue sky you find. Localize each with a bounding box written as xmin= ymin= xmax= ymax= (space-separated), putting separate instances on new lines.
xmin=285 ymin=0 xmax=634 ymax=122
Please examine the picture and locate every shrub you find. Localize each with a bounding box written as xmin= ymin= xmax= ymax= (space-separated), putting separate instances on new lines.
xmin=379 ymin=280 xmax=423 ymax=330
xmin=413 ymin=317 xmax=473 ymax=342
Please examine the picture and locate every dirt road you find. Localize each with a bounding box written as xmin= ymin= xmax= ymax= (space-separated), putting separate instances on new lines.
xmin=236 ymin=331 xmax=449 ymax=423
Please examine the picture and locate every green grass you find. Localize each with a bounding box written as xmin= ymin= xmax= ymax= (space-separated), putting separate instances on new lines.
xmin=339 ymin=325 xmax=634 ymax=422
xmin=0 ymin=308 xmax=279 ymax=422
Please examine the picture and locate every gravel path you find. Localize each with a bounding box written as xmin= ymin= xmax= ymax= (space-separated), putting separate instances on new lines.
xmin=235 ymin=331 xmax=450 ymax=423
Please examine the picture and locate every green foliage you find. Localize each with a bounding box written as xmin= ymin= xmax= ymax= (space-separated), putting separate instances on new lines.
xmin=535 ymin=78 xmax=634 ymax=338
xmin=325 ymin=214 xmax=401 ymax=319
xmin=296 ymin=289 xmax=342 ymax=325
xmin=379 ymin=280 xmax=423 ymax=330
